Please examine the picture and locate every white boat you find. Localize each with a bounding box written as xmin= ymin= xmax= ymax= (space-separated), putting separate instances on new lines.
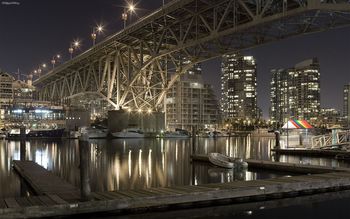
xmin=208 ymin=153 xmax=234 ymax=168
xmin=80 ymin=127 xmax=108 ymax=139
xmin=198 ymin=131 xmax=213 ymax=138
xmin=69 ymin=130 xmax=81 ymax=139
xmin=208 ymin=153 xmax=248 ymax=169
xmin=111 ymin=128 xmax=144 ymax=138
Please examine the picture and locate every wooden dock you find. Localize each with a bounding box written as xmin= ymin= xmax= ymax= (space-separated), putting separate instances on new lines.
xmin=2 ymin=159 xmax=350 ymax=218
xmin=272 ymin=148 xmax=350 ymax=158
xmin=191 ymin=154 xmax=350 ymax=173
xmin=12 ymin=160 xmax=80 ymax=202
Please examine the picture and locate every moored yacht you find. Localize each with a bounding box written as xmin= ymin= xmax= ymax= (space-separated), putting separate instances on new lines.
xmin=111 ymin=128 xmax=144 ymax=138
xmin=80 ymin=126 xmax=108 ymax=139
xmin=7 ymin=127 xmax=65 ymax=139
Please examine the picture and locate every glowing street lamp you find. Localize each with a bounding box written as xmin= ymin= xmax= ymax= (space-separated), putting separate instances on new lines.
xmin=69 ymin=40 xmax=81 ymax=59
xmin=73 ymin=40 xmax=81 ymax=48
xmin=34 ymin=63 xmax=47 ymax=78
xmin=51 ymin=54 xmax=61 ymax=69
xmin=91 ymin=24 xmax=104 ymax=46
xmin=122 ymin=2 xmax=136 ymax=29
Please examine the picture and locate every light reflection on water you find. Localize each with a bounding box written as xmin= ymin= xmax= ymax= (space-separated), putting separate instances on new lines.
xmin=1 ymin=136 xmax=350 ymax=199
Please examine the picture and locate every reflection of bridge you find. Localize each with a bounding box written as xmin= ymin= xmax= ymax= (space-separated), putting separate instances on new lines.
xmin=34 ymin=0 xmax=350 ymax=111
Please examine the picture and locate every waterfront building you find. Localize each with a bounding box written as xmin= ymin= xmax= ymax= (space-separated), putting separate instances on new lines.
xmin=344 ymin=83 xmax=350 ymax=127
xmin=166 ymin=63 xmax=219 ymax=131
xmin=318 ymin=108 xmax=343 ymax=128
xmin=0 ymin=69 xmax=68 ymax=129
xmin=270 ymin=58 xmax=320 ymax=125
xmin=0 ymin=70 xmax=15 ymax=107
xmin=220 ymin=53 xmax=258 ymax=123
xmin=0 ymin=69 xmax=35 ymax=107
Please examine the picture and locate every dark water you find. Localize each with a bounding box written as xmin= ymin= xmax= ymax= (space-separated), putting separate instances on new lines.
xmin=0 ymin=136 xmax=274 ymax=198
xmin=1 ymin=135 xmax=350 ymax=219
xmin=99 ymin=189 xmax=350 ymax=219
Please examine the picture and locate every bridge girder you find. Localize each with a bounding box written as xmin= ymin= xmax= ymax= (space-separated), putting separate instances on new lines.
xmin=35 ymin=0 xmax=350 ymax=111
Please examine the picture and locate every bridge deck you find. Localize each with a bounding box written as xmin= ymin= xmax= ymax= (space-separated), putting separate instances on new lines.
xmin=3 ymin=159 xmax=350 ymax=218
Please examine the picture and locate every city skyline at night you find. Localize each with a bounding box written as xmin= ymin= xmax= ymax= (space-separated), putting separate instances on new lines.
xmin=1 ymin=1 xmax=350 ymax=218
xmin=0 ymin=0 xmax=350 ymax=118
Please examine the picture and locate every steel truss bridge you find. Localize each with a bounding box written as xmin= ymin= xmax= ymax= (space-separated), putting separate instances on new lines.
xmin=34 ymin=0 xmax=350 ymax=112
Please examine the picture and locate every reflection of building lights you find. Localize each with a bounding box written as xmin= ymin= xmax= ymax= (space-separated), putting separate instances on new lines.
xmin=35 ymin=148 xmax=48 ymax=169
xmin=148 ymin=149 xmax=152 ymax=178
xmin=34 ymin=109 xmax=52 ymax=114
xmin=138 ymin=149 xmax=142 ymax=177
xmin=128 ymin=150 xmax=132 ymax=178
xmin=13 ymin=109 xmax=23 ymax=114
xmin=138 ymin=109 xmax=142 ymax=113
xmin=245 ymin=211 xmax=253 ymax=215
xmin=115 ymin=156 xmax=120 ymax=190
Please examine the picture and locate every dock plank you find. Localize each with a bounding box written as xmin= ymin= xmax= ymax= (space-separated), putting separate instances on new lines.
xmin=4 ymin=156 xmax=350 ymax=218
xmin=13 ymin=160 xmax=80 ymax=203
xmin=4 ymin=198 xmax=20 ymax=208
xmin=47 ymin=194 xmax=68 ymax=205
xmin=0 ymin=199 xmax=7 ymax=209
xmin=15 ymin=197 xmax=33 ymax=207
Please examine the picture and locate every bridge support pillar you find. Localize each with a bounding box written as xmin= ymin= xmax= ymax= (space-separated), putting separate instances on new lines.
xmin=108 ymin=110 xmax=165 ymax=133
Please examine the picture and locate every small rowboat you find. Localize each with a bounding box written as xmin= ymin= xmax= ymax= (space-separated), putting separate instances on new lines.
xmin=208 ymin=153 xmax=234 ymax=168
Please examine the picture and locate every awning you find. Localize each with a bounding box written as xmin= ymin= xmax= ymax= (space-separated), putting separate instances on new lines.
xmin=282 ymin=119 xmax=313 ymax=129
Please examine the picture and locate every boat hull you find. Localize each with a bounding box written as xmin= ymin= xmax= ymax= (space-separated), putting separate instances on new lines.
xmin=208 ymin=153 xmax=234 ymax=169
xmin=111 ymin=132 xmax=145 ymax=138
xmin=7 ymin=128 xmax=65 ymax=139
xmin=87 ymin=133 xmax=108 ymax=139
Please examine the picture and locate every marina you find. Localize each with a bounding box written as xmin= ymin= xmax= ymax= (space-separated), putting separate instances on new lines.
xmin=0 ymin=0 xmax=350 ymax=218
xmin=1 ymin=136 xmax=350 ymax=218
xmin=2 ymin=157 xmax=350 ymax=218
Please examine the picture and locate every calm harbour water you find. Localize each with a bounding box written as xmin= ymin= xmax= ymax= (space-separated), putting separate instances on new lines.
xmin=1 ymin=136 xmax=350 ymax=219
xmin=1 ymin=136 xmax=349 ymax=199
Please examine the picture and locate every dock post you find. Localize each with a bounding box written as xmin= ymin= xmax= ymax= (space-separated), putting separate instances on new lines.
xmin=19 ymin=126 xmax=27 ymax=196
xmin=299 ymin=133 xmax=303 ymax=146
xmin=274 ymin=130 xmax=280 ymax=149
xmin=79 ymin=133 xmax=91 ymax=201
xmin=192 ymin=125 xmax=196 ymax=155
xmin=20 ymin=126 xmax=26 ymax=161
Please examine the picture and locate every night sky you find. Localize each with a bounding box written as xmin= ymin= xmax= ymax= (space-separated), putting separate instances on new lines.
xmin=0 ymin=0 xmax=349 ymax=118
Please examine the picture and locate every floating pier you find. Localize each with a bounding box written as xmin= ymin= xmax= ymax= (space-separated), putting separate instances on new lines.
xmin=191 ymin=154 xmax=350 ymax=173
xmin=272 ymin=148 xmax=350 ymax=158
xmin=12 ymin=161 xmax=80 ymax=202
xmin=2 ymin=159 xmax=350 ymax=218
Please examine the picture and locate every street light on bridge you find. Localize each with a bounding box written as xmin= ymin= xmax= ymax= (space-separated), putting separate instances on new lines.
xmin=33 ymin=63 xmax=47 ymax=78
xmin=68 ymin=39 xmax=81 ymax=59
xmin=91 ymin=24 xmax=104 ymax=46
xmin=51 ymin=54 xmax=61 ymax=69
xmin=122 ymin=2 xmax=136 ymax=29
